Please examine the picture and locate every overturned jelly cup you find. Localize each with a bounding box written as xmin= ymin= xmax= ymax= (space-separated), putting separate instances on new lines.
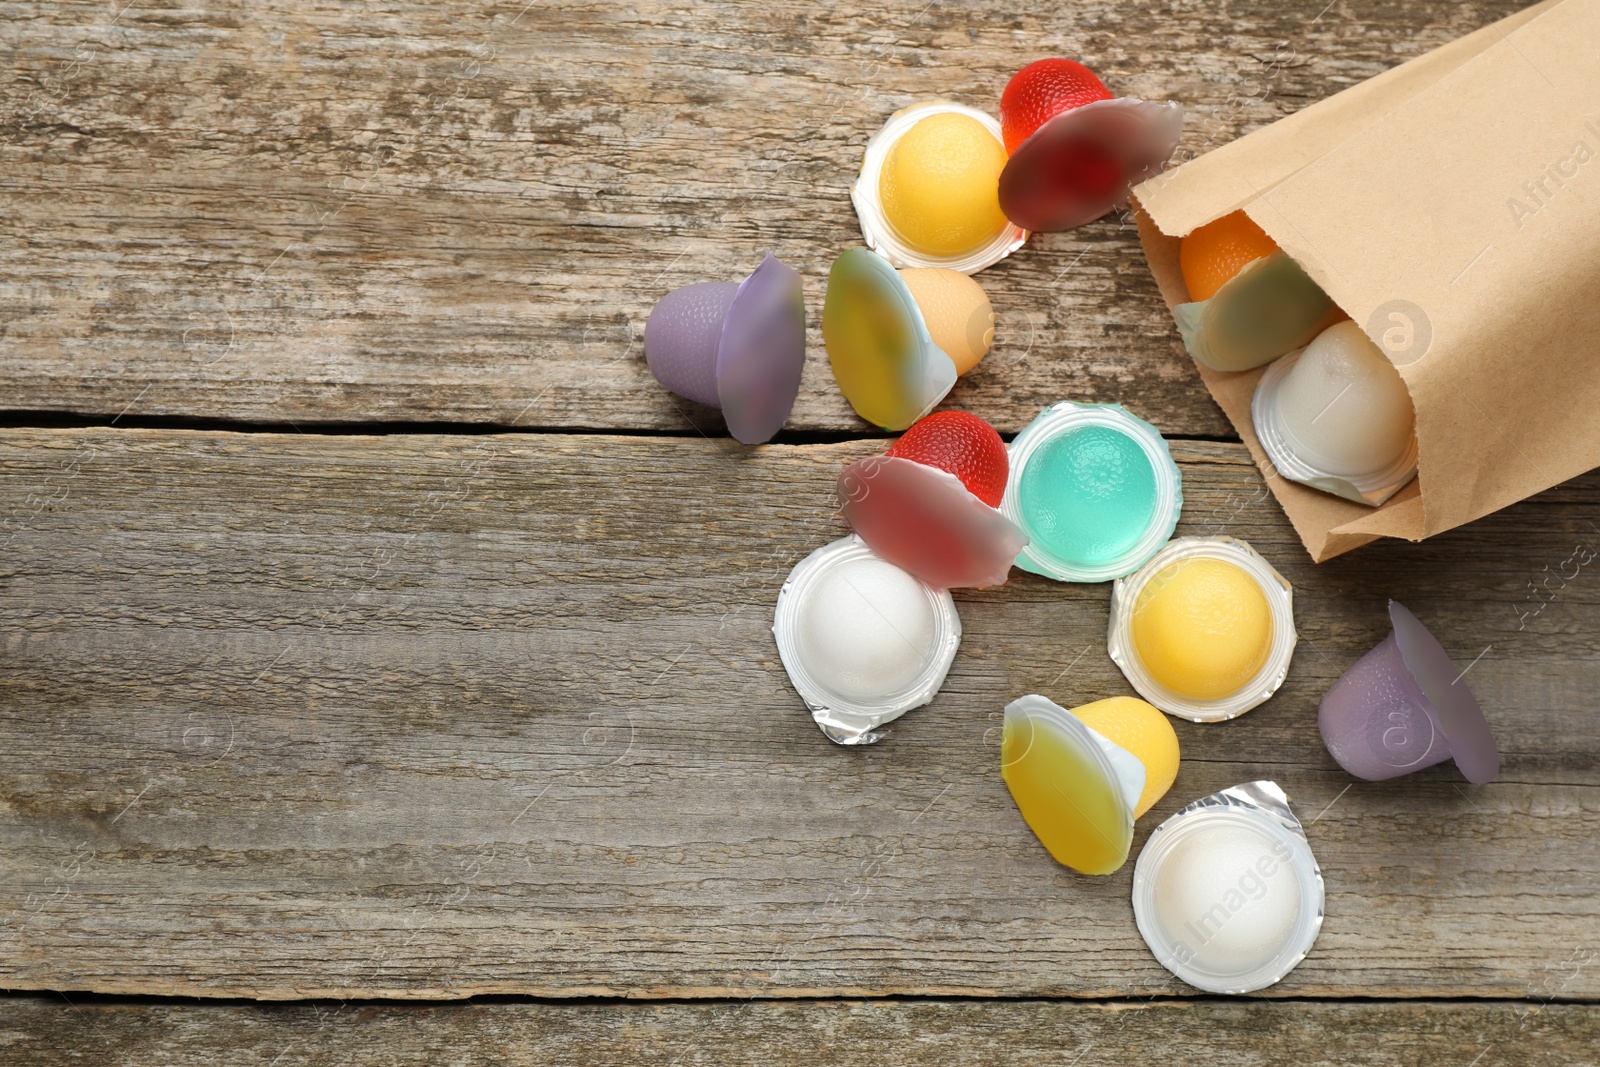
xmin=997 ymin=59 xmax=1183 ymax=233
xmin=644 ymin=254 xmax=806 ymax=444
xmin=1319 ymin=600 xmax=1499 ymax=783
xmin=1109 ymin=536 xmax=1297 ymax=722
xmin=774 ymin=536 xmax=962 ymax=746
xmin=824 ymin=248 xmax=997 ymax=431
xmin=852 ymin=101 xmax=1028 ymax=274
xmin=1174 ymin=249 xmax=1340 ymax=373
xmin=1002 ymin=694 xmax=1178 ymax=876
xmin=1132 ymin=781 xmax=1325 ymax=994
xmin=839 ymin=411 xmax=1027 ymax=590
xmin=1001 ymin=402 xmax=1183 ymax=582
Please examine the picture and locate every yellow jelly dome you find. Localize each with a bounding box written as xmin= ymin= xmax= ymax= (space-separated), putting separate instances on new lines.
xmin=878 ymin=113 xmax=1009 ymax=256
xmin=1131 ymin=558 xmax=1273 ymax=702
xmin=1069 ymin=697 xmax=1180 ymax=818
xmin=898 ymin=268 xmax=994 ymax=376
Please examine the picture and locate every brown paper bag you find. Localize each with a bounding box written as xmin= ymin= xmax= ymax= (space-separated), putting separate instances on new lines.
xmin=1133 ymin=0 xmax=1600 ymax=561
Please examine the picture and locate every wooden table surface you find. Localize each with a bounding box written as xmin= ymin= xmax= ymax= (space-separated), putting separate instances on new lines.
xmin=4 ymin=0 xmax=1597 ymax=1061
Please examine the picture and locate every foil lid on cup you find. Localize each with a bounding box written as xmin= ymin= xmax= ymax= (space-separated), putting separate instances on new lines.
xmin=1109 ymin=536 xmax=1297 ymax=722
xmin=773 ymin=536 xmax=961 ymax=745
xmin=1132 ymin=780 xmax=1325 ymax=994
xmin=851 ymin=100 xmax=1029 ymax=275
xmin=1251 ymin=322 xmax=1420 ymax=508
xmin=1001 ymin=402 xmax=1183 ymax=583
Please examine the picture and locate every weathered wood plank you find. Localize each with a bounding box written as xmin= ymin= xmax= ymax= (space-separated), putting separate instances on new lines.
xmin=3 ymin=997 xmax=1599 ymax=1065
xmin=0 ymin=0 xmax=1533 ymax=434
xmin=1 ymin=427 xmax=1595 ymax=999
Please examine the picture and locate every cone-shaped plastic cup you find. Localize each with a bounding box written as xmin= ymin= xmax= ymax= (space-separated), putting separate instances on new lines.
xmin=1319 ymin=601 xmax=1498 ymax=783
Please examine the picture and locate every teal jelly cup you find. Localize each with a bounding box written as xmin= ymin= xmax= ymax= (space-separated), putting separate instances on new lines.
xmin=1001 ymin=402 xmax=1183 ymax=582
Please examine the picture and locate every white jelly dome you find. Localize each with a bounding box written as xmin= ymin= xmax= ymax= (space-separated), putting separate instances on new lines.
xmin=1152 ymin=822 xmax=1303 ymax=976
xmin=794 ymin=556 xmax=938 ymax=703
xmin=1276 ymin=320 xmax=1415 ymax=478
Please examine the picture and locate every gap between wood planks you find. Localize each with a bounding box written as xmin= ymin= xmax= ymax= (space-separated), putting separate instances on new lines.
xmin=0 ymin=409 xmax=1247 ymax=447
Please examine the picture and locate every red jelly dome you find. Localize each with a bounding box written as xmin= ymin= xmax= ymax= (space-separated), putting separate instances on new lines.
xmin=887 ymin=410 xmax=1009 ymax=507
xmin=1000 ymin=58 xmax=1113 ymax=154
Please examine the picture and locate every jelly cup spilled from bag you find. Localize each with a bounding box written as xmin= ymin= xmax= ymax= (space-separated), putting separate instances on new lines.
xmin=997 ymin=58 xmax=1183 ymax=233
xmin=852 ymin=101 xmax=1029 ymax=273
xmin=1109 ymin=536 xmax=1297 ymax=723
xmin=644 ymin=254 xmax=805 ymax=444
xmin=823 ymin=247 xmax=995 ymax=430
xmin=1132 ymin=781 xmax=1325 ymax=994
xmin=1001 ymin=693 xmax=1180 ymax=876
xmin=774 ymin=535 xmax=963 ymax=746
xmin=1000 ymin=402 xmax=1183 ymax=583
xmin=839 ymin=411 xmax=1027 ymax=589
xmin=1173 ymin=211 xmax=1341 ymax=372
xmin=1319 ymin=600 xmax=1499 ymax=783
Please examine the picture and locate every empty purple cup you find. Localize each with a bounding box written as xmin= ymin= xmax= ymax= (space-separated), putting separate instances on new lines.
xmin=1319 ymin=601 xmax=1498 ymax=783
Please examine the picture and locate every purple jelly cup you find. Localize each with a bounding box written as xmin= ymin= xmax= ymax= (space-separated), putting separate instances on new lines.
xmin=1318 ymin=601 xmax=1498 ymax=783
xmin=644 ymin=254 xmax=805 ymax=445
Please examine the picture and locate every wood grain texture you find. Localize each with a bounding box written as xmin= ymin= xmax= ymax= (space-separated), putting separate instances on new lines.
xmin=1 ymin=427 xmax=1596 ymax=1000
xmin=0 ymin=0 xmax=1533 ymax=434
xmin=3 ymin=997 xmax=1599 ymax=1066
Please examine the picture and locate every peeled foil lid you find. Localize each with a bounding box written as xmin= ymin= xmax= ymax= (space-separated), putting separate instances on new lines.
xmin=823 ymin=248 xmax=958 ymax=431
xmin=1132 ymin=780 xmax=1326 ymax=994
xmin=1002 ymin=694 xmax=1144 ymax=876
xmin=1173 ymin=251 xmax=1338 ymax=372
xmin=717 ymin=254 xmax=807 ymax=445
xmin=839 ymin=455 xmax=1028 ymax=589
xmin=1388 ymin=600 xmax=1499 ymax=783
xmin=999 ymin=98 xmax=1183 ymax=232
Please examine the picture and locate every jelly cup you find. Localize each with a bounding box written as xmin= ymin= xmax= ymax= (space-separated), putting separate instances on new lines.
xmin=999 ymin=97 xmax=1183 ymax=233
xmin=644 ymin=254 xmax=806 ymax=444
xmin=851 ymin=101 xmax=1029 ymax=274
xmin=1319 ymin=600 xmax=1499 ymax=783
xmin=1109 ymin=536 xmax=1297 ymax=722
xmin=774 ymin=536 xmax=962 ymax=745
xmin=1001 ymin=694 xmax=1147 ymax=876
xmin=1001 ymin=402 xmax=1183 ymax=583
xmin=839 ymin=455 xmax=1027 ymax=590
xmin=1132 ymin=780 xmax=1325 ymax=995
xmin=823 ymin=248 xmax=960 ymax=431
xmin=1172 ymin=251 xmax=1339 ymax=373
xmin=1252 ymin=325 xmax=1420 ymax=507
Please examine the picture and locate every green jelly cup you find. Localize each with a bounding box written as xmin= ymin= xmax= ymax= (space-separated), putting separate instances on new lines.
xmin=1001 ymin=402 xmax=1183 ymax=582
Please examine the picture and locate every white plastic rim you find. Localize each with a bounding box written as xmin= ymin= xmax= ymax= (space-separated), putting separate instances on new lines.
xmin=773 ymin=535 xmax=961 ymax=745
xmin=850 ymin=100 xmax=1029 ymax=275
xmin=1252 ymin=348 xmax=1420 ymax=507
xmin=1108 ymin=536 xmax=1297 ymax=722
xmin=1000 ymin=402 xmax=1183 ymax=583
xmin=1132 ymin=781 xmax=1325 ymax=995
